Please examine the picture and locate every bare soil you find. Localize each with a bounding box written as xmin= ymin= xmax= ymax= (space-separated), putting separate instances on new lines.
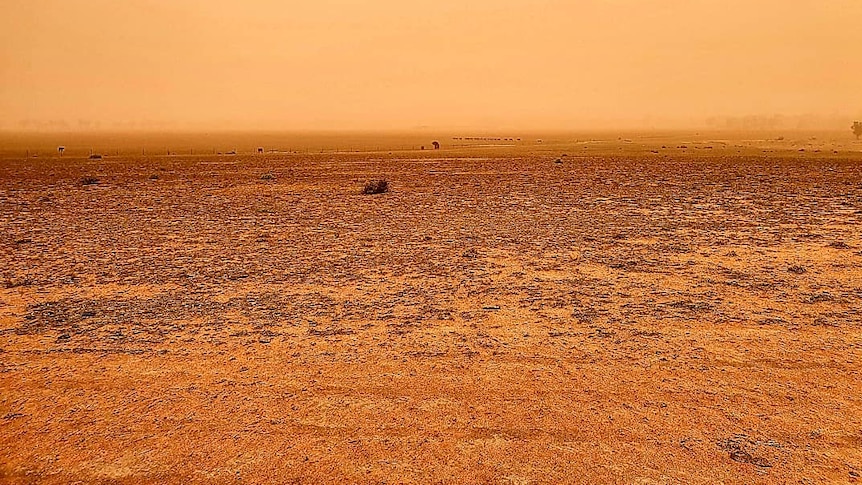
xmin=1 ymin=141 xmax=861 ymax=483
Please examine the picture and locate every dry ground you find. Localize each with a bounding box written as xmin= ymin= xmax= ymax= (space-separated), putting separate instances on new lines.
xmin=1 ymin=140 xmax=861 ymax=483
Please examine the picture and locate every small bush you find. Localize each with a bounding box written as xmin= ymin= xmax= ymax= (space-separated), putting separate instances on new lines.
xmin=260 ymin=173 xmax=275 ymax=181
xmin=149 ymin=174 xmax=159 ymax=180
xmin=88 ymin=154 xmax=102 ymax=160
xmin=80 ymin=176 xmax=100 ymax=185
xmin=363 ymin=180 xmax=389 ymax=195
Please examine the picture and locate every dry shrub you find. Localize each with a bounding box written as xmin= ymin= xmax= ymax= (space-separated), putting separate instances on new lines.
xmin=363 ymin=180 xmax=389 ymax=195
xmin=80 ymin=176 xmax=100 ymax=185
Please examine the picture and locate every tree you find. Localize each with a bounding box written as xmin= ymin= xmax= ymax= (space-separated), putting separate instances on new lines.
xmin=432 ymin=141 xmax=440 ymax=150
xmin=58 ymin=146 xmax=65 ymax=156
xmin=853 ymin=121 xmax=862 ymax=139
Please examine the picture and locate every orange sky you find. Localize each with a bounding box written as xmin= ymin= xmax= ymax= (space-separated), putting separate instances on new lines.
xmin=1 ymin=0 xmax=860 ymax=131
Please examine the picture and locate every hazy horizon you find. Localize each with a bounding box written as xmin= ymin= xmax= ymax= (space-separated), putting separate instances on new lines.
xmin=3 ymin=0 xmax=861 ymax=132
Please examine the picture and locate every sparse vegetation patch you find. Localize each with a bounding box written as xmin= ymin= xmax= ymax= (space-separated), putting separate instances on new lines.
xmin=363 ymin=179 xmax=389 ymax=194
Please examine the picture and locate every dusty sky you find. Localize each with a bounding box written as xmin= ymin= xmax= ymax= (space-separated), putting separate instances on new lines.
xmin=1 ymin=0 xmax=860 ymax=131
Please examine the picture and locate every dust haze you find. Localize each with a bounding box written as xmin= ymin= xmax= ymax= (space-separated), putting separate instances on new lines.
xmin=2 ymin=0 xmax=860 ymax=131
xmin=4 ymin=2 xmax=862 ymax=483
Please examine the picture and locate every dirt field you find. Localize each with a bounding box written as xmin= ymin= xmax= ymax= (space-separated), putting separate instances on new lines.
xmin=1 ymin=136 xmax=861 ymax=483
